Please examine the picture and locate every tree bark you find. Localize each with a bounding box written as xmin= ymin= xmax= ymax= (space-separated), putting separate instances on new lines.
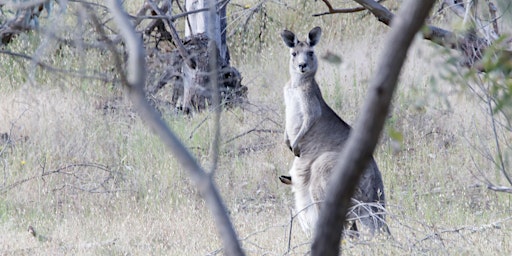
xmin=176 ymin=0 xmax=241 ymax=113
xmin=311 ymin=0 xmax=436 ymax=255
xmin=185 ymin=0 xmax=228 ymax=65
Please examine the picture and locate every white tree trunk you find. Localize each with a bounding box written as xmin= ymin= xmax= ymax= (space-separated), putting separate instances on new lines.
xmin=185 ymin=0 xmax=228 ymax=63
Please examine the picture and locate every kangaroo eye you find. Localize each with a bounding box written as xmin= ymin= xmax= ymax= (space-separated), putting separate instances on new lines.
xmin=291 ymin=52 xmax=297 ymax=57
xmin=308 ymin=51 xmax=314 ymax=57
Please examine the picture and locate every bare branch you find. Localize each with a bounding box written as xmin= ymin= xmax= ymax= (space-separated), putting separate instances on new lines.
xmin=206 ymin=0 xmax=221 ymax=174
xmin=321 ymin=0 xmax=511 ymax=71
xmin=0 ymin=49 xmax=113 ymax=81
xmin=487 ymin=184 xmax=512 ymax=193
xmin=311 ymin=0 xmax=436 ymax=255
xmin=106 ymin=1 xmax=244 ymax=255
xmin=313 ymin=0 xmax=387 ymax=17
xmin=486 ymin=0 xmax=499 ymax=36
xmin=145 ymin=0 xmax=196 ymax=69
xmin=134 ymin=8 xmax=209 ymax=23
xmin=485 ymin=87 xmax=512 ymax=186
xmin=349 ymin=0 xmax=395 ymax=25
xmin=440 ymin=0 xmax=467 ymax=18
xmin=442 ymin=0 xmax=499 ymax=41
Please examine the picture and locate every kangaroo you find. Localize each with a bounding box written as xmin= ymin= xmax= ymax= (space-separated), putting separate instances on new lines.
xmin=280 ymin=26 xmax=388 ymax=236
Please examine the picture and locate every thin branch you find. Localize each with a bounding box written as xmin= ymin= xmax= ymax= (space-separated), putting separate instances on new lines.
xmin=485 ymin=0 xmax=499 ymax=36
xmin=146 ymin=0 xmax=196 ymax=69
xmin=0 ymin=0 xmax=48 ymax=9
xmin=206 ymin=1 xmax=221 ymax=174
xmin=0 ymin=162 xmax=117 ymax=194
xmin=0 ymin=50 xmax=113 ymax=81
xmin=415 ymin=216 xmax=512 ymax=245
xmin=313 ymin=0 xmax=387 ymax=17
xmin=487 ymin=184 xmax=512 ymax=193
xmin=485 ymin=81 xmax=512 ymax=186
xmin=224 ymin=128 xmax=280 ymax=144
xmin=134 ymin=8 xmax=209 ymax=23
xmin=106 ymin=1 xmax=244 ymax=255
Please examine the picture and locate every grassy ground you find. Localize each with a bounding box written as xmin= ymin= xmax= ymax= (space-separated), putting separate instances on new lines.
xmin=1 ymin=0 xmax=511 ymax=255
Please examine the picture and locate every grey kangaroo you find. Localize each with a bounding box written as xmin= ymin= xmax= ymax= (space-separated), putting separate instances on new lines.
xmin=280 ymin=26 xmax=388 ymax=236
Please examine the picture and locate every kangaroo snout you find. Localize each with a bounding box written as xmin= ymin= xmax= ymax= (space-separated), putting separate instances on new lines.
xmin=298 ymin=63 xmax=308 ymax=73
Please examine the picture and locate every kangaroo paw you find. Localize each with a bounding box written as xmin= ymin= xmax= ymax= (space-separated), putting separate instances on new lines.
xmin=279 ymin=175 xmax=292 ymax=185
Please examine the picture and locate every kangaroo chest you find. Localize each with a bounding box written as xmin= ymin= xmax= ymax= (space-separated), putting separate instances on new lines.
xmin=284 ymin=84 xmax=322 ymax=139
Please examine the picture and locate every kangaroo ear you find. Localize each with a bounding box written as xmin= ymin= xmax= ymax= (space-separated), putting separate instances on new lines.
xmin=307 ymin=27 xmax=322 ymax=47
xmin=281 ymin=30 xmax=298 ymax=48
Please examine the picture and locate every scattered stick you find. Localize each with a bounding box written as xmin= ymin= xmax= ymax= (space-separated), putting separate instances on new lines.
xmin=224 ymin=128 xmax=280 ymax=144
xmin=414 ymin=216 xmax=512 ymax=246
xmin=487 ymin=184 xmax=512 ymax=193
xmin=0 ymin=50 xmax=112 ymax=81
xmin=0 ymin=162 xmax=123 ymax=194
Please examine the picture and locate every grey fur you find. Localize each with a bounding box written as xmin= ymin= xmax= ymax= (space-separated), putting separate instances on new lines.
xmin=280 ymin=27 xmax=388 ymax=236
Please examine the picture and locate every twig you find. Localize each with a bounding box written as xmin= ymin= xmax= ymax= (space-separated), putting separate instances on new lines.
xmin=313 ymin=0 xmax=387 ymax=17
xmin=0 ymin=0 xmax=48 ymax=9
xmin=226 ymin=0 xmax=267 ymax=39
xmin=187 ymin=103 xmax=225 ymax=140
xmin=134 ymin=8 xmax=209 ymax=23
xmin=0 ymin=50 xmax=113 ymax=81
xmin=485 ymin=0 xmax=499 ymax=39
xmin=205 ymin=0 xmax=221 ymax=174
xmin=0 ymin=162 xmax=118 ymax=194
xmin=146 ymin=0 xmax=196 ymax=69
xmin=414 ymin=216 xmax=512 ymax=246
xmin=286 ymin=207 xmax=295 ymax=253
xmin=224 ymin=128 xmax=280 ymax=144
xmin=188 ymin=114 xmax=211 ymax=139
xmin=483 ymin=73 xmax=512 ymax=187
xmin=486 ymin=184 xmax=512 ymax=193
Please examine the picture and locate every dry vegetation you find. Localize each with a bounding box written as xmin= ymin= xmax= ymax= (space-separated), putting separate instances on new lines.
xmin=1 ymin=0 xmax=511 ymax=255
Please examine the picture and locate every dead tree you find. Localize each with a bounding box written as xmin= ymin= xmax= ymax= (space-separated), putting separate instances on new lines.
xmin=141 ymin=0 xmax=247 ymax=113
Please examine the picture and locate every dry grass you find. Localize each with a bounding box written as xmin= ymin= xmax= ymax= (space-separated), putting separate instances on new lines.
xmin=1 ymin=0 xmax=511 ymax=255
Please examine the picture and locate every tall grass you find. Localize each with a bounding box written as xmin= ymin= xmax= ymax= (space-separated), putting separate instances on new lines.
xmin=1 ymin=0 xmax=511 ymax=255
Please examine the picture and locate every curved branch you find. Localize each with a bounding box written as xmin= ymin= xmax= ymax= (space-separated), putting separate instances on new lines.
xmin=318 ymin=0 xmax=511 ymax=71
xmin=348 ymin=0 xmax=395 ymax=24
xmin=313 ymin=0 xmax=387 ymax=17
xmin=349 ymin=0 xmax=457 ymax=47
xmin=107 ymin=1 xmax=244 ymax=255
xmin=311 ymin=0 xmax=436 ymax=255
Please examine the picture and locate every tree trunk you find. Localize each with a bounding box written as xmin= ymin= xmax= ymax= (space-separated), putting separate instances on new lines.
xmin=178 ymin=0 xmax=242 ymax=113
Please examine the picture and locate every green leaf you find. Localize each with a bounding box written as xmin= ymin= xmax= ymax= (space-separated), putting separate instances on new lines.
xmin=387 ymin=127 xmax=403 ymax=143
xmin=321 ymin=51 xmax=342 ymax=65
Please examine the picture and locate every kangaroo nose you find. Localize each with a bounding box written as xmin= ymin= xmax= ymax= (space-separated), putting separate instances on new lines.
xmin=298 ymin=63 xmax=307 ymax=71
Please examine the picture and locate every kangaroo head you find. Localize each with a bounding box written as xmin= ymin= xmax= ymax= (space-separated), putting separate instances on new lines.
xmin=281 ymin=27 xmax=322 ymax=78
